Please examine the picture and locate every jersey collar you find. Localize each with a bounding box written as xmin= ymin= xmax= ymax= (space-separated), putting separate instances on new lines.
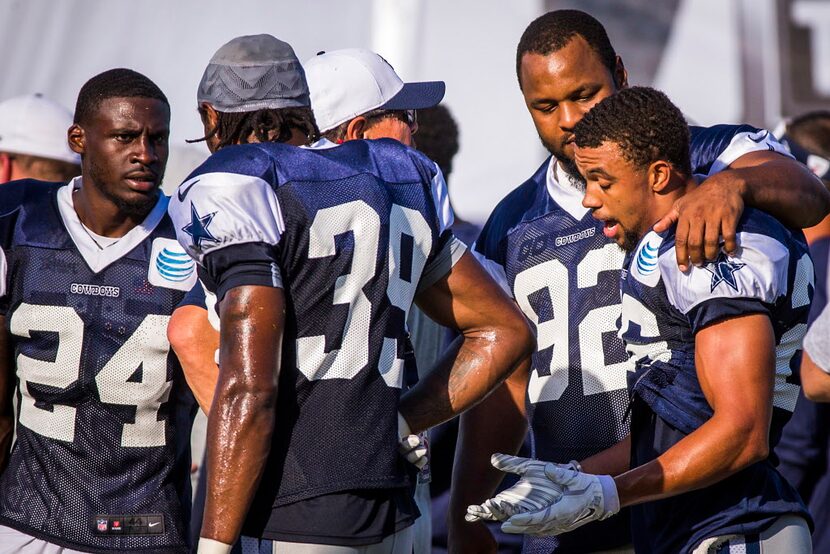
xmin=57 ymin=178 xmax=169 ymax=274
xmin=545 ymin=156 xmax=591 ymax=221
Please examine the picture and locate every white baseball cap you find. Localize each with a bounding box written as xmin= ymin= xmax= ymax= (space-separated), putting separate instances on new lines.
xmin=0 ymin=94 xmax=79 ymax=164
xmin=305 ymin=48 xmax=445 ymax=132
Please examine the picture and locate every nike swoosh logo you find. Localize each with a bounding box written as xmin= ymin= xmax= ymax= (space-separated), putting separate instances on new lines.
xmin=571 ymin=507 xmax=597 ymax=525
xmin=148 ymin=522 xmax=161 ymax=528
xmin=177 ymin=179 xmax=199 ymax=202
xmin=748 ymin=130 xmax=769 ymax=143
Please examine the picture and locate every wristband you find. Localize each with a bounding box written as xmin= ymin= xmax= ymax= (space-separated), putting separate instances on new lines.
xmin=597 ymin=474 xmax=620 ymax=515
xmin=197 ymin=537 xmax=233 ymax=554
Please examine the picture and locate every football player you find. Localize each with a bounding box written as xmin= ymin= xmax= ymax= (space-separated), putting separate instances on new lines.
xmin=0 ymin=69 xmax=198 ymax=553
xmin=468 ymin=86 xmax=813 ymax=554
xmin=167 ymin=35 xmax=534 ymax=554
xmin=450 ymin=10 xmax=830 ymax=553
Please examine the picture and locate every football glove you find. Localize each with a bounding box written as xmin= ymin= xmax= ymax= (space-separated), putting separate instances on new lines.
xmin=397 ymin=412 xmax=428 ymax=469
xmin=500 ymin=462 xmax=620 ymax=536
xmin=466 ymin=453 xmax=578 ymax=522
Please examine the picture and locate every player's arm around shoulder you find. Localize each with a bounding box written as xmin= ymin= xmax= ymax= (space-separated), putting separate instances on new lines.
xmin=655 ymin=126 xmax=830 ymax=269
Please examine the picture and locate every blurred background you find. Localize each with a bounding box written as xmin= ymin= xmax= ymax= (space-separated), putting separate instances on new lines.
xmin=0 ymin=0 xmax=827 ymax=223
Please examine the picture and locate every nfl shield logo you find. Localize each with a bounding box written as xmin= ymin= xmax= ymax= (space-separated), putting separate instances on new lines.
xmin=97 ymin=518 xmax=108 ymax=532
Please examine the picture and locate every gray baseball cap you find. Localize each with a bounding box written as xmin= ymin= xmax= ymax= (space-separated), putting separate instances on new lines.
xmin=197 ymin=34 xmax=310 ymax=113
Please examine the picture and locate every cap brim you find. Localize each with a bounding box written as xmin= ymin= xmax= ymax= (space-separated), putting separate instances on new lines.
xmin=380 ymin=81 xmax=445 ymax=111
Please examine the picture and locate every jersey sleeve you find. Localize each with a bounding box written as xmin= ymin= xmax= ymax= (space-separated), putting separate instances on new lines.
xmin=471 ymin=206 xmax=512 ymax=297
xmin=804 ymin=302 xmax=830 ymax=374
xmin=0 ymin=180 xmax=41 ymax=307
xmin=690 ymin=125 xmax=793 ymax=178
xmin=417 ymin=163 xmax=467 ymax=292
xmin=168 ymin=166 xmax=285 ymax=302
xmin=660 ymin=230 xmax=790 ymax=332
xmin=177 ymin=280 xmax=207 ymax=310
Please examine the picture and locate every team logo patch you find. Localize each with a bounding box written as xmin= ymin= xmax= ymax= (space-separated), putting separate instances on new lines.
xmin=630 ymin=232 xmax=663 ymax=286
xmin=704 ymin=252 xmax=746 ymax=292
xmin=148 ymin=238 xmax=198 ymax=291
xmin=183 ymin=203 xmax=219 ymax=249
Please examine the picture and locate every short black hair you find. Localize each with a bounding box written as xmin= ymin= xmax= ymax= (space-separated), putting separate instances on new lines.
xmin=414 ymin=105 xmax=460 ymax=179
xmin=74 ymin=68 xmax=169 ymax=124
xmin=516 ymin=10 xmax=617 ymax=86
xmin=574 ymin=86 xmax=691 ymax=176
xmin=787 ymin=111 xmax=830 ymax=159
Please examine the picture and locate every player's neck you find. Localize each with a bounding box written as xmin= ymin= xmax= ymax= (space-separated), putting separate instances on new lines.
xmin=72 ymin=183 xmax=151 ymax=238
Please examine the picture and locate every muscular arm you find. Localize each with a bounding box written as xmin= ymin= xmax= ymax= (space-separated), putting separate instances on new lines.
xmin=168 ymin=306 xmax=220 ymax=413
xmin=613 ymin=313 xmax=775 ymax=507
xmin=398 ymin=251 xmax=535 ymax=433
xmin=580 ymin=434 xmax=631 ymax=476
xmin=656 ymin=151 xmax=830 ymax=269
xmin=447 ymin=363 xmax=529 ymax=553
xmin=199 ymin=286 xmax=284 ymax=546
xmin=0 ymin=316 xmax=12 ymax=474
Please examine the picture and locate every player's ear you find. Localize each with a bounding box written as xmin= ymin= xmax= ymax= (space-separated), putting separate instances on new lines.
xmin=0 ymin=153 xmax=11 ymax=183
xmin=67 ymin=124 xmax=85 ymax=156
xmin=614 ymin=56 xmax=628 ymax=90
xmin=345 ymin=117 xmax=368 ymax=141
xmin=648 ymin=160 xmax=672 ymax=193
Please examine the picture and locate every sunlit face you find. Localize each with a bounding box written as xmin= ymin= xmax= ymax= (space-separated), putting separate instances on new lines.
xmin=519 ymin=36 xmax=623 ymax=179
xmin=577 ymin=141 xmax=654 ymax=251
xmin=77 ymin=97 xmax=169 ymax=217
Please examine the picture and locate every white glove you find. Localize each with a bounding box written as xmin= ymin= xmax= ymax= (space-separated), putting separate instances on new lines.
xmin=501 ymin=463 xmax=620 ymax=536
xmin=465 ymin=453 xmax=578 ymax=522
xmin=197 ymin=538 xmax=233 ymax=554
xmin=397 ymin=412 xmax=428 ymax=469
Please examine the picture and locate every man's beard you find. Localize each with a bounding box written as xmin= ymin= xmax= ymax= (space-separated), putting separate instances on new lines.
xmin=620 ymin=228 xmax=642 ymax=252
xmin=88 ymin=159 xmax=161 ymax=219
xmin=539 ymin=133 xmax=586 ymax=192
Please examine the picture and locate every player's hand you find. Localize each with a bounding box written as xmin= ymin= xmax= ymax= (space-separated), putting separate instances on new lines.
xmin=447 ymin=519 xmax=498 ymax=554
xmin=653 ymin=172 xmax=744 ymax=271
xmin=397 ymin=412 xmax=428 ymax=469
xmin=465 ymin=453 xmax=574 ymax=522
xmin=500 ymin=464 xmax=620 ymax=536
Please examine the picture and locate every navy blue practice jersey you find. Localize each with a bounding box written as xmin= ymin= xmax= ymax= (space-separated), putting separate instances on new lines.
xmin=0 ymin=180 xmax=199 ymax=553
xmin=620 ymin=208 xmax=812 ymax=553
xmin=168 ymin=139 xmax=463 ymax=532
xmin=473 ymin=125 xmax=791 ymax=553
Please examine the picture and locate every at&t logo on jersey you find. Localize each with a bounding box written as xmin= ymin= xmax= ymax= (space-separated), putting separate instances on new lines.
xmin=148 ymin=238 xmax=198 ymax=291
xmin=631 ymin=232 xmax=663 ymax=286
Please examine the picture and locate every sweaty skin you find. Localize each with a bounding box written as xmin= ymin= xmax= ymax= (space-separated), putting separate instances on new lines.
xmin=398 ymin=252 xmax=535 ymax=434
xmin=611 ymin=314 xmax=776 ymax=507
xmin=200 ymin=286 xmax=284 ymax=545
